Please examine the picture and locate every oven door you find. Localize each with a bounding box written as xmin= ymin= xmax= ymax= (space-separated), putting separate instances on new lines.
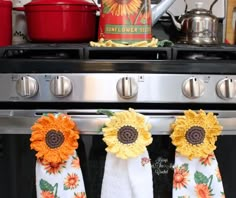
xmin=0 ymin=109 xmax=235 ymax=198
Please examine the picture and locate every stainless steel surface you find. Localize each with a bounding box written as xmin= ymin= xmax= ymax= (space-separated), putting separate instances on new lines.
xmin=16 ymin=76 xmax=38 ymax=98
xmin=168 ymin=1 xmax=219 ymax=45
xmin=3 ymin=73 xmax=236 ymax=103
xmin=216 ymin=78 xmax=236 ymax=99
xmin=182 ymin=77 xmax=205 ymax=99
xmin=167 ymin=0 xmax=225 ymax=18
xmin=0 ymin=109 xmax=235 ymax=135
xmin=151 ymin=0 xmax=176 ymax=25
xmin=116 ymin=77 xmax=138 ymax=99
xmin=50 ymin=76 xmax=72 ymax=97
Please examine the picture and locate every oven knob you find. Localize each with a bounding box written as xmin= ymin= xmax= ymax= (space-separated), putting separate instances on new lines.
xmin=216 ymin=78 xmax=236 ymax=99
xmin=50 ymin=76 xmax=72 ymax=97
xmin=116 ymin=77 xmax=138 ymax=99
xmin=182 ymin=77 xmax=205 ymax=99
xmin=16 ymin=76 xmax=38 ymax=98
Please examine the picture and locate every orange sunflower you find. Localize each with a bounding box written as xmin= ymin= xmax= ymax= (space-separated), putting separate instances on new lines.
xmin=71 ymin=156 xmax=80 ymax=169
xmin=74 ymin=192 xmax=86 ymax=198
xmin=41 ymin=191 xmax=55 ymax=198
xmin=102 ymin=0 xmax=142 ymax=16
xmin=199 ymin=153 xmax=215 ymax=166
xmin=195 ymin=184 xmax=212 ymax=198
xmin=64 ymin=173 xmax=79 ymax=190
xmin=30 ymin=114 xmax=79 ymax=163
xmin=173 ymin=165 xmax=189 ymax=189
xmin=40 ymin=159 xmax=66 ymax=174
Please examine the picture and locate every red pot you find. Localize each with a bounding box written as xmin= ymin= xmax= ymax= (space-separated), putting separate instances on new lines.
xmin=0 ymin=0 xmax=12 ymax=46
xmin=16 ymin=0 xmax=98 ymax=42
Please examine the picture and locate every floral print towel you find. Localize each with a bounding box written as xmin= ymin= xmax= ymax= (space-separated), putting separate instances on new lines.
xmin=170 ymin=110 xmax=225 ymax=198
xmin=36 ymin=151 xmax=86 ymax=198
xmin=30 ymin=114 xmax=86 ymax=198
xmin=173 ymin=152 xmax=225 ymax=198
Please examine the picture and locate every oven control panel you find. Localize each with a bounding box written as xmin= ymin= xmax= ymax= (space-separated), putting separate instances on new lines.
xmin=1 ymin=73 xmax=236 ymax=103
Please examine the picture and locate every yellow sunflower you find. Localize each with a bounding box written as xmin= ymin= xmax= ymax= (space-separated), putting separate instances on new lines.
xmin=103 ymin=0 xmax=141 ymax=16
xmin=30 ymin=114 xmax=79 ymax=163
xmin=102 ymin=108 xmax=152 ymax=159
xmin=170 ymin=110 xmax=222 ymax=159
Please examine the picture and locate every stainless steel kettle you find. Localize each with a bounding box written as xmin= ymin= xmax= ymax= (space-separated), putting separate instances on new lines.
xmin=167 ymin=0 xmax=219 ymax=45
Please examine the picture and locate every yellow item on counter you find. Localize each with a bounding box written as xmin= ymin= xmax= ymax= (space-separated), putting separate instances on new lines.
xmin=170 ymin=109 xmax=222 ymax=160
xmin=90 ymin=37 xmax=158 ymax=47
xmin=102 ymin=108 xmax=153 ymax=159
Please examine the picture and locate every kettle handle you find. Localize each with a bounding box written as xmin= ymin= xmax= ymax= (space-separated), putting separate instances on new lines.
xmin=184 ymin=0 xmax=188 ymax=13
xmin=209 ymin=0 xmax=218 ymax=12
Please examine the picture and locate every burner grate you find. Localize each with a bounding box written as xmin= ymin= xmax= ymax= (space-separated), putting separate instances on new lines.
xmin=1 ymin=43 xmax=84 ymax=59
xmin=172 ymin=44 xmax=236 ymax=60
xmin=84 ymin=47 xmax=172 ymax=60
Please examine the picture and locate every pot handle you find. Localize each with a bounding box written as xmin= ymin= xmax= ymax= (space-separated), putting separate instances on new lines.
xmin=90 ymin=0 xmax=100 ymax=11
xmin=13 ymin=7 xmax=25 ymax=11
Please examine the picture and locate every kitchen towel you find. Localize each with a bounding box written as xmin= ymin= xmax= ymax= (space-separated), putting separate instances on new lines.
xmin=30 ymin=113 xmax=86 ymax=198
xmin=171 ymin=109 xmax=225 ymax=198
xmin=100 ymin=108 xmax=153 ymax=198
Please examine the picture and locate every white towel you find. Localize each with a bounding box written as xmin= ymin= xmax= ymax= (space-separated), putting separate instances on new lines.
xmin=101 ymin=149 xmax=153 ymax=198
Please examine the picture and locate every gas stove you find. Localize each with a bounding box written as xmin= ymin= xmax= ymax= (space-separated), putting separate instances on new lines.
xmin=2 ymin=42 xmax=236 ymax=198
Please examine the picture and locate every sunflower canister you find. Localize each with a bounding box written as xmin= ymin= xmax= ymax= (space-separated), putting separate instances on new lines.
xmin=30 ymin=114 xmax=86 ymax=198
xmin=98 ymin=0 xmax=152 ymax=44
xmin=100 ymin=108 xmax=153 ymax=198
xmin=170 ymin=110 xmax=225 ymax=198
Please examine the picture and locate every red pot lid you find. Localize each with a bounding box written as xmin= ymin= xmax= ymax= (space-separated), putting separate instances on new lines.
xmin=26 ymin=0 xmax=97 ymax=6
xmin=0 ymin=0 xmax=12 ymax=7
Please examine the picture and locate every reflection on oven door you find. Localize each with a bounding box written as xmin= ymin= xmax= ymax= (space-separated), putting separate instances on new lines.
xmin=0 ymin=134 xmax=235 ymax=197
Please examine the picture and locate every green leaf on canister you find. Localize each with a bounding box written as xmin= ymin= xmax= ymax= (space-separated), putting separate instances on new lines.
xmin=103 ymin=4 xmax=110 ymax=14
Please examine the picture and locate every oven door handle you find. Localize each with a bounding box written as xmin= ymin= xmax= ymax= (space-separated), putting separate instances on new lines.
xmin=0 ymin=110 xmax=13 ymax=117
xmin=0 ymin=110 xmax=236 ymax=135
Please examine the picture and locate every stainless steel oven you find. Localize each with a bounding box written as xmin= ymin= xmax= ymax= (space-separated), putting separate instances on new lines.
xmin=1 ymin=44 xmax=236 ymax=198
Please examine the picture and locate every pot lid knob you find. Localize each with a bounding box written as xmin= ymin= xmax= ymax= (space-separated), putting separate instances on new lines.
xmin=195 ymin=2 xmax=203 ymax=9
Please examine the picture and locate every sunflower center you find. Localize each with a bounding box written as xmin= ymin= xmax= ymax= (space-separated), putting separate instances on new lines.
xmin=117 ymin=125 xmax=138 ymax=144
xmin=175 ymin=173 xmax=184 ymax=182
xmin=45 ymin=130 xmax=65 ymax=149
xmin=115 ymin=0 xmax=131 ymax=4
xmin=185 ymin=126 xmax=205 ymax=145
